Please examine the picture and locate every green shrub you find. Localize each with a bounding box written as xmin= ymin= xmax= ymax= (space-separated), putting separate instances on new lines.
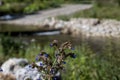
xmin=0 ymin=0 xmax=61 ymax=14
xmin=48 ymin=1 xmax=61 ymax=8
xmin=0 ymin=3 xmax=26 ymax=14
xmin=0 ymin=35 xmax=26 ymax=56
xmin=24 ymin=3 xmax=40 ymax=14
xmin=0 ymin=4 xmax=12 ymax=14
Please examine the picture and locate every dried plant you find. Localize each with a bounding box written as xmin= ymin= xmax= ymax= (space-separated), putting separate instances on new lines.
xmin=31 ymin=40 xmax=76 ymax=80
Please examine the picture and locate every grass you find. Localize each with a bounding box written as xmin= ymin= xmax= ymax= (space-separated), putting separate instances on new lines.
xmin=62 ymin=40 xmax=120 ymax=80
xmin=0 ymin=36 xmax=120 ymax=80
xmin=57 ymin=5 xmax=120 ymax=21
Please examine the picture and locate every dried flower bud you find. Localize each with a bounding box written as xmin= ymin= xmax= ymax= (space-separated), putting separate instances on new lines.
xmin=0 ymin=68 xmax=3 ymax=72
xmin=39 ymin=62 xmax=44 ymax=67
xmin=28 ymin=65 xmax=32 ymax=68
xmin=71 ymin=54 xmax=76 ymax=58
xmin=65 ymin=53 xmax=76 ymax=59
xmin=62 ymin=61 xmax=66 ymax=64
xmin=44 ymin=53 xmax=49 ymax=58
xmin=50 ymin=43 xmax=53 ymax=47
xmin=50 ymin=68 xmax=56 ymax=74
xmin=35 ymin=56 xmax=39 ymax=61
xmin=52 ymin=76 xmax=60 ymax=80
xmin=31 ymin=62 xmax=37 ymax=68
xmin=36 ymin=78 xmax=41 ymax=80
xmin=51 ymin=40 xmax=58 ymax=47
xmin=71 ymin=47 xmax=75 ymax=50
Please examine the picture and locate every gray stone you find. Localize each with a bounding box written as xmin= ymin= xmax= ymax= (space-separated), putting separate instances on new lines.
xmin=1 ymin=58 xmax=28 ymax=74
xmin=15 ymin=65 xmax=43 ymax=80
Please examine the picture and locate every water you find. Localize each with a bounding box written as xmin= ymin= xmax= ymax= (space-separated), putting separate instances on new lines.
xmin=0 ymin=23 xmax=81 ymax=45
xmin=0 ymin=14 xmax=24 ymax=20
xmin=34 ymin=31 xmax=60 ymax=36
xmin=15 ymin=34 xmax=81 ymax=46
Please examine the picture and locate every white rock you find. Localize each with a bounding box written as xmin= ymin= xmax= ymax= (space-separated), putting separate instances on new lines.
xmin=55 ymin=21 xmax=65 ymax=29
xmin=1 ymin=58 xmax=28 ymax=74
xmin=15 ymin=65 xmax=43 ymax=80
xmin=15 ymin=61 xmax=60 ymax=80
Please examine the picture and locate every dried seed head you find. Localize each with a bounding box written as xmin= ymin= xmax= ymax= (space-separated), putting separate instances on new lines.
xmin=0 ymin=68 xmax=3 ymax=72
xmin=33 ymin=40 xmax=76 ymax=80
xmin=51 ymin=40 xmax=58 ymax=47
xmin=65 ymin=53 xmax=76 ymax=59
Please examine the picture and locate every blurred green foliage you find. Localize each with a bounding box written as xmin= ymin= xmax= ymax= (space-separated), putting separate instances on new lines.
xmin=0 ymin=35 xmax=26 ymax=56
xmin=73 ymin=6 xmax=120 ymax=20
xmin=0 ymin=0 xmax=61 ymax=15
xmin=58 ymin=0 xmax=120 ymax=20
xmin=62 ymin=39 xmax=120 ymax=80
xmin=94 ymin=0 xmax=120 ymax=7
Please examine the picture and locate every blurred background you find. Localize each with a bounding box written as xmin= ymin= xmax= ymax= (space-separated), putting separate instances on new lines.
xmin=0 ymin=0 xmax=120 ymax=80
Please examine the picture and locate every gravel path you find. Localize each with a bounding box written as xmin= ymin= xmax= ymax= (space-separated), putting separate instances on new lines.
xmin=1 ymin=4 xmax=92 ymax=26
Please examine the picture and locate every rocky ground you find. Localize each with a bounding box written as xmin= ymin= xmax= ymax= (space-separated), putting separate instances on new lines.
xmin=39 ymin=18 xmax=120 ymax=38
xmin=1 ymin=17 xmax=120 ymax=38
